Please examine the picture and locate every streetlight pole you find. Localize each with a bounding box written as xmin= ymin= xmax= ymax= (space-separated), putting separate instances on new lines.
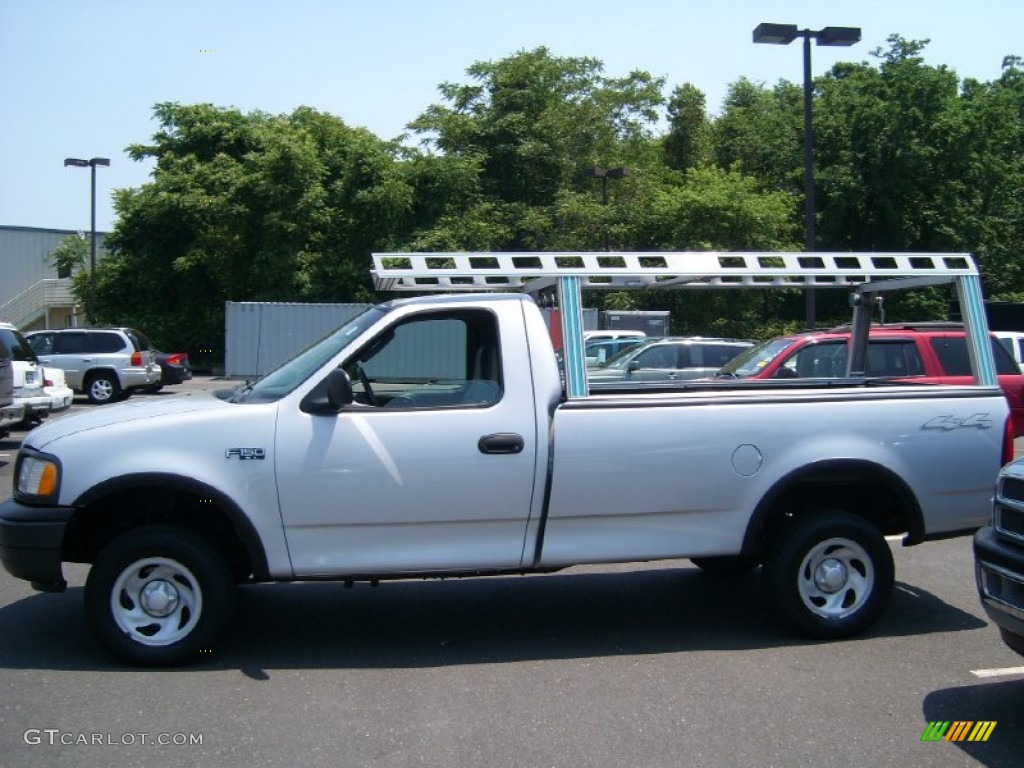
xmin=64 ymin=157 xmax=110 ymax=322
xmin=752 ymin=23 xmax=860 ymax=328
xmin=584 ymin=166 xmax=631 ymax=251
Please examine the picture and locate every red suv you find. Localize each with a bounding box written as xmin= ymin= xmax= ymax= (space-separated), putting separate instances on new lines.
xmin=718 ymin=323 xmax=1024 ymax=437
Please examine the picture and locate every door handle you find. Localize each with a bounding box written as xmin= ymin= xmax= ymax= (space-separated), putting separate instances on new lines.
xmin=478 ymin=433 xmax=525 ymax=454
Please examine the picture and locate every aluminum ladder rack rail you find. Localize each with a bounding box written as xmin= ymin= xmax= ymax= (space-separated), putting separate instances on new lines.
xmin=369 ymin=251 xmax=994 ymax=397
xmin=371 ymin=251 xmax=978 ymax=293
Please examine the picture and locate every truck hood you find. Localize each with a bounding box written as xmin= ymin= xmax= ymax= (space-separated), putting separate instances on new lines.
xmin=25 ymin=391 xmax=234 ymax=449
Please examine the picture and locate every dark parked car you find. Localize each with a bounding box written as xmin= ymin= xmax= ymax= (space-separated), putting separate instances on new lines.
xmin=146 ymin=351 xmax=192 ymax=392
xmin=975 ymin=458 xmax=1024 ymax=657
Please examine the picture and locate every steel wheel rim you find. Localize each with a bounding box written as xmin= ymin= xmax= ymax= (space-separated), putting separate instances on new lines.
xmin=91 ymin=378 xmax=114 ymax=402
xmin=796 ymin=537 xmax=874 ymax=620
xmin=109 ymin=557 xmax=203 ymax=646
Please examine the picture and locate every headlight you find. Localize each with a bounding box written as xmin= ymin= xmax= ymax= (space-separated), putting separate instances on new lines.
xmin=16 ymin=453 xmax=61 ymax=500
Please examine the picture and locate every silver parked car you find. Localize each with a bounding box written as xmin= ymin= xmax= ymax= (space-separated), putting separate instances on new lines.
xmin=27 ymin=327 xmax=160 ymax=405
xmin=588 ymin=337 xmax=754 ymax=383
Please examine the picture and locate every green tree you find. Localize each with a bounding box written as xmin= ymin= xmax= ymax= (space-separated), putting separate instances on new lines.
xmin=49 ymin=233 xmax=94 ymax=318
xmin=712 ymin=77 xmax=803 ymax=194
xmin=663 ymin=83 xmax=711 ymax=172
xmin=97 ymin=103 xmax=414 ymax=364
xmin=50 ymin=233 xmax=88 ymax=278
xmin=814 ymin=37 xmax=966 ymax=252
xmin=408 ymin=47 xmax=665 ymax=249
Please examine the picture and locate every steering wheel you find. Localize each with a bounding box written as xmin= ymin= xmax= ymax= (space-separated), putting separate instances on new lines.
xmin=354 ymin=364 xmax=378 ymax=406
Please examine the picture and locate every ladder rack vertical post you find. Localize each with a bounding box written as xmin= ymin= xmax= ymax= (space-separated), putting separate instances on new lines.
xmin=956 ymin=274 xmax=997 ymax=387
xmin=557 ymin=276 xmax=589 ymax=398
xmin=846 ymin=292 xmax=877 ymax=377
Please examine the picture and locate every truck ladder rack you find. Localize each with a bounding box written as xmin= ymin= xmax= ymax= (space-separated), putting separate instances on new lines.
xmin=371 ymin=251 xmax=977 ymax=292
xmin=369 ymin=251 xmax=993 ymax=397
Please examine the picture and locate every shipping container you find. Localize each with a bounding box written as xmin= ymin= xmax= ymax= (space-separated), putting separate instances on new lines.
xmin=225 ymin=302 xmax=371 ymax=378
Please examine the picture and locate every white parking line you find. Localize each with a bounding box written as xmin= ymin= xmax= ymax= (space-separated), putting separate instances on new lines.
xmin=971 ymin=666 xmax=1024 ymax=678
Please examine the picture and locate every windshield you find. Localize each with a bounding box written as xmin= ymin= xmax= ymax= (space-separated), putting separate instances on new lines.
xmin=238 ymin=306 xmax=388 ymax=402
xmin=0 ymin=328 xmax=39 ymax=364
xmin=716 ymin=337 xmax=795 ymax=378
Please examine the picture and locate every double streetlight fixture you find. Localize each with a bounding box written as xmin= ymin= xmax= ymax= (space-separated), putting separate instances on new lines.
xmin=584 ymin=166 xmax=631 ymax=251
xmin=753 ymin=22 xmax=861 ymax=327
xmin=64 ymin=157 xmax=110 ymax=321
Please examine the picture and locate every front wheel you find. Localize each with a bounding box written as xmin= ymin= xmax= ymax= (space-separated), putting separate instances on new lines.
xmin=763 ymin=511 xmax=894 ymax=639
xmin=85 ymin=526 xmax=235 ymax=666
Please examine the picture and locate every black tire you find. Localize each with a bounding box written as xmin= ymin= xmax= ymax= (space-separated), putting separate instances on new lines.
xmin=85 ymin=525 xmax=235 ymax=667
xmin=763 ymin=511 xmax=894 ymax=639
xmin=85 ymin=372 xmax=120 ymax=405
xmin=690 ymin=554 xmax=761 ymax=576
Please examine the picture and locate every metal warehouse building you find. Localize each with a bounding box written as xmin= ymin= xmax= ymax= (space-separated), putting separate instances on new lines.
xmin=0 ymin=225 xmax=107 ymax=330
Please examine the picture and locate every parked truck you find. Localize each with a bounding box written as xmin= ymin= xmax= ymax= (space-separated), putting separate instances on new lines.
xmin=0 ymin=251 xmax=1013 ymax=666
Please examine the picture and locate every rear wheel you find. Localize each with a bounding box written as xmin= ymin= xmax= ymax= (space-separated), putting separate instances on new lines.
xmin=85 ymin=526 xmax=235 ymax=666
xmin=85 ymin=372 xmax=119 ymax=404
xmin=763 ymin=511 xmax=894 ymax=639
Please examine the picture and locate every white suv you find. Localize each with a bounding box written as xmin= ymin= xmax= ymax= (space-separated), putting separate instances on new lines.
xmin=0 ymin=332 xmax=26 ymax=437
xmin=27 ymin=328 xmax=160 ymax=404
xmin=0 ymin=322 xmax=50 ymax=427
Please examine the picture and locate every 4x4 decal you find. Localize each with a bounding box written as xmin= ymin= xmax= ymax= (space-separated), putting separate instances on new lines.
xmin=922 ymin=414 xmax=993 ymax=430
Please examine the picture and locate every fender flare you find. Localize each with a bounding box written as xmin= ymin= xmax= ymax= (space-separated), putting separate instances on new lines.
xmin=741 ymin=458 xmax=925 ymax=553
xmin=73 ymin=472 xmax=270 ymax=580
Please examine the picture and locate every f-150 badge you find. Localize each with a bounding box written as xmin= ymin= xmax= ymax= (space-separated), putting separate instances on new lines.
xmin=225 ymin=448 xmax=266 ymax=460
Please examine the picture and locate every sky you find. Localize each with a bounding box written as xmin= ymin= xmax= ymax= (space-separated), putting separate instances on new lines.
xmin=2 ymin=0 xmax=1022 ymax=234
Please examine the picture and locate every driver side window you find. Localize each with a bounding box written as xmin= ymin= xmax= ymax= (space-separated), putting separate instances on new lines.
xmin=343 ymin=309 xmax=503 ymax=409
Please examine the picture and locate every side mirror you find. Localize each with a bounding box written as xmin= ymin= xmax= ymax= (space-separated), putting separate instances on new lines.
xmin=300 ymin=368 xmax=354 ymax=414
xmin=627 ymin=360 xmax=641 ymax=373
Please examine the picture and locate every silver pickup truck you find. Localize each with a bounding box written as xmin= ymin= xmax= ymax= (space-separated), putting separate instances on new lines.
xmin=0 ymin=251 xmax=1012 ymax=666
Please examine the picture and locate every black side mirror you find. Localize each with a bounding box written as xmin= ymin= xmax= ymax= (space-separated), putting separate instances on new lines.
xmin=627 ymin=360 xmax=641 ymax=373
xmin=300 ymin=368 xmax=354 ymax=414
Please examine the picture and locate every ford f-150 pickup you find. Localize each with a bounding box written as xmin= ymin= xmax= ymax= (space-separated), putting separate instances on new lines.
xmin=0 ymin=251 xmax=1013 ymax=666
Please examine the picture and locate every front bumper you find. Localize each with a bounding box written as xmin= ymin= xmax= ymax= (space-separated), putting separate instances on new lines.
xmin=974 ymin=526 xmax=1024 ymax=648
xmin=0 ymin=402 xmax=26 ymax=431
xmin=0 ymin=498 xmax=73 ymax=592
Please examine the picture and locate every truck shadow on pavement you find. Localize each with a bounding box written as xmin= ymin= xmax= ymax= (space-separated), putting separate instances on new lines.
xmin=0 ymin=565 xmax=988 ymax=672
xmin=921 ymin=681 xmax=1024 ymax=768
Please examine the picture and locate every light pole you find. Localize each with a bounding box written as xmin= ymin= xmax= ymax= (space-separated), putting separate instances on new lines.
xmin=753 ymin=23 xmax=860 ymax=328
xmin=584 ymin=166 xmax=631 ymax=251
xmin=64 ymin=157 xmax=110 ymax=322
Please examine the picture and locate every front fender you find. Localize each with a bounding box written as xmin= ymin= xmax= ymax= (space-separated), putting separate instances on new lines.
xmin=72 ymin=473 xmax=272 ymax=580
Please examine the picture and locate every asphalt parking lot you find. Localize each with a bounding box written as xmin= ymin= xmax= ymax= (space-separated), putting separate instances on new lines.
xmin=1 ymin=381 xmax=1024 ymax=767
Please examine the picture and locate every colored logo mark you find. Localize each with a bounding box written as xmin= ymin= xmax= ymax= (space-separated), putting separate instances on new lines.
xmin=921 ymin=721 xmax=997 ymax=742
